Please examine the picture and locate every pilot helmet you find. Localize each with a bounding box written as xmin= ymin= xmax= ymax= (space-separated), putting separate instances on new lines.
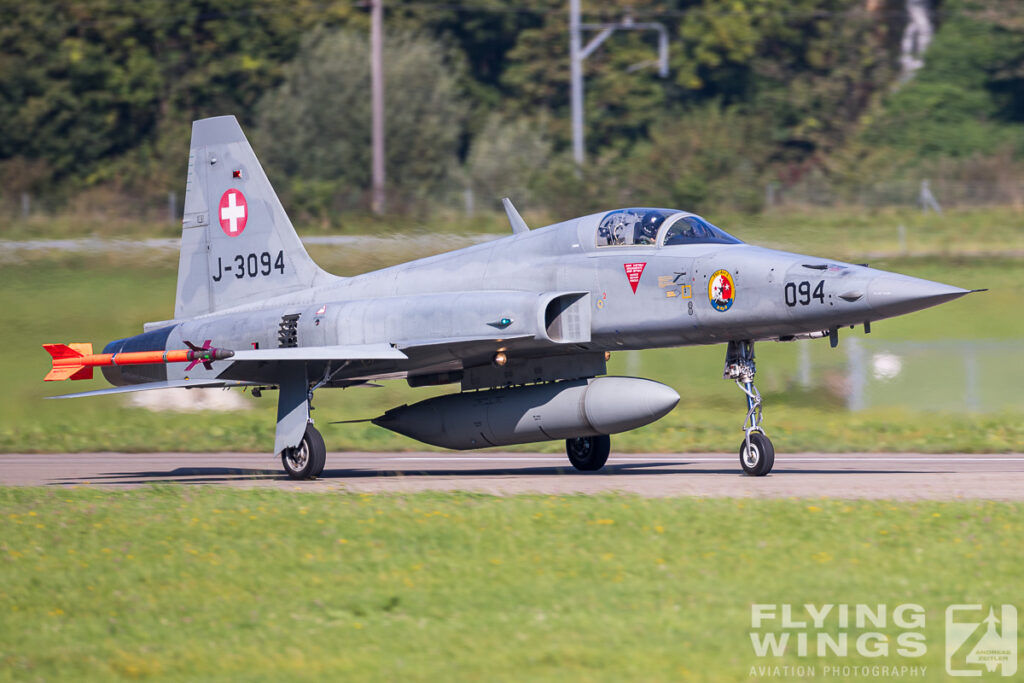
xmin=637 ymin=211 xmax=662 ymax=240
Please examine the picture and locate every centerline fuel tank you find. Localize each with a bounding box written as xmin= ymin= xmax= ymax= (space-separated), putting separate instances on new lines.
xmin=372 ymin=376 xmax=679 ymax=449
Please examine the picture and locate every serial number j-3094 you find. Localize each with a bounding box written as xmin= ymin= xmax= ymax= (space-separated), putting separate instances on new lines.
xmin=212 ymin=251 xmax=285 ymax=281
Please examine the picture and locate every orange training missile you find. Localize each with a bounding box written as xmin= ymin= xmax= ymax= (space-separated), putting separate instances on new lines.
xmin=43 ymin=342 xmax=234 ymax=381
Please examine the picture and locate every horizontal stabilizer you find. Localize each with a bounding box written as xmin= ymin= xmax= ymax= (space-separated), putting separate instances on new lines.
xmin=46 ymin=378 xmax=245 ymax=400
xmin=230 ymin=344 xmax=407 ymax=362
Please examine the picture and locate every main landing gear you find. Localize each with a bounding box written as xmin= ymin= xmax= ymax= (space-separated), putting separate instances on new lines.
xmin=725 ymin=340 xmax=775 ymax=476
xmin=278 ymin=365 xmax=336 ymax=480
xmin=566 ymin=434 xmax=611 ymax=472
xmin=282 ymin=423 xmax=327 ymax=480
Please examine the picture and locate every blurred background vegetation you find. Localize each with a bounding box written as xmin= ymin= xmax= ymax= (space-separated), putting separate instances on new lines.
xmin=1 ymin=0 xmax=1021 ymax=450
xmin=1 ymin=0 xmax=1022 ymax=229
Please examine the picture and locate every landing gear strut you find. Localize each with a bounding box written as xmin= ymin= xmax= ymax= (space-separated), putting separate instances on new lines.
xmin=724 ymin=340 xmax=774 ymax=476
xmin=278 ymin=364 xmax=336 ymax=480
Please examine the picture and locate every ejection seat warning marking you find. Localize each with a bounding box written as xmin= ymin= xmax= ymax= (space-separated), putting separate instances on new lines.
xmin=624 ymin=263 xmax=646 ymax=294
xmin=218 ymin=189 xmax=248 ymax=236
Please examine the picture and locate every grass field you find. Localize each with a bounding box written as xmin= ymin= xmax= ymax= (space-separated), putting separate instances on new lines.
xmin=2 ymin=211 xmax=1022 ymax=454
xmin=0 ymin=488 xmax=1021 ymax=681
xmin=2 ymin=209 xmax=1022 ymax=683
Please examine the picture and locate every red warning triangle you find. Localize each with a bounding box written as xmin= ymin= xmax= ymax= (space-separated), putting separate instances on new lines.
xmin=623 ymin=262 xmax=646 ymax=294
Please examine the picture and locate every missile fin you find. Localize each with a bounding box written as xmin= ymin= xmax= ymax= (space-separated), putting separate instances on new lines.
xmin=43 ymin=343 xmax=95 ymax=381
xmin=44 ymin=365 xmax=93 ymax=382
xmin=44 ymin=366 xmax=79 ymax=382
xmin=43 ymin=343 xmax=93 ymax=360
xmin=70 ymin=366 xmax=94 ymax=381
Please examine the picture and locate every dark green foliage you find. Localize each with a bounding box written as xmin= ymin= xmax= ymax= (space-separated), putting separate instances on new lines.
xmin=624 ymin=104 xmax=769 ymax=212
xmin=0 ymin=0 xmax=1020 ymax=217
xmin=466 ymin=114 xmax=554 ymax=208
xmin=254 ymin=30 xmax=468 ymax=216
xmin=858 ymin=1 xmax=1024 ymax=157
xmin=0 ymin=0 xmax=359 ymax=190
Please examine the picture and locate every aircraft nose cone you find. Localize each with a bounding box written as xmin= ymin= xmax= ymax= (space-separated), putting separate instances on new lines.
xmin=867 ymin=274 xmax=972 ymax=317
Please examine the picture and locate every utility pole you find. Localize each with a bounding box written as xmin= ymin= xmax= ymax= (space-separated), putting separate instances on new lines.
xmin=370 ymin=0 xmax=386 ymax=214
xmin=569 ymin=1 xmax=670 ymax=166
xmin=570 ymin=0 xmax=585 ymax=167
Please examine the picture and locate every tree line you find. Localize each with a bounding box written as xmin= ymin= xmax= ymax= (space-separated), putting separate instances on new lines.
xmin=0 ymin=0 xmax=1021 ymax=220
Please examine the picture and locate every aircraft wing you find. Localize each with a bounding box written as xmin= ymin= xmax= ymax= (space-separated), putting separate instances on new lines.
xmin=395 ymin=334 xmax=535 ymax=355
xmin=229 ymin=344 xmax=407 ymax=362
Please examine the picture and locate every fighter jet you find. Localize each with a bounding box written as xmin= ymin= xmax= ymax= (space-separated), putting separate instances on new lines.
xmin=44 ymin=116 xmax=978 ymax=478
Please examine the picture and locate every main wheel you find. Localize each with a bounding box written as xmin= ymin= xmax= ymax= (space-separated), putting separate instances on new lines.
xmin=281 ymin=424 xmax=327 ymax=480
xmin=739 ymin=432 xmax=774 ymax=476
xmin=566 ymin=435 xmax=611 ymax=472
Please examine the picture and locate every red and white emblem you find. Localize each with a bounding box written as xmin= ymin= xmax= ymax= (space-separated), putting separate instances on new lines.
xmin=623 ymin=262 xmax=646 ymax=294
xmin=218 ymin=189 xmax=248 ymax=237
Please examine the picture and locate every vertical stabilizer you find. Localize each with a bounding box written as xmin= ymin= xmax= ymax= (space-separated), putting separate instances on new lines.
xmin=175 ymin=116 xmax=333 ymax=318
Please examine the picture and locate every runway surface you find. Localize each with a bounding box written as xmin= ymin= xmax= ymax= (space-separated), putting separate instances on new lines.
xmin=2 ymin=452 xmax=1023 ymax=499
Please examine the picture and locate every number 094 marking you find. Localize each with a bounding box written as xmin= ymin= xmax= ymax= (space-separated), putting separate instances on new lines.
xmin=785 ymin=280 xmax=825 ymax=306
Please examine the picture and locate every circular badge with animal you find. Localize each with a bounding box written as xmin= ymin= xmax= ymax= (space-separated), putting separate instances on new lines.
xmin=708 ymin=269 xmax=735 ymax=312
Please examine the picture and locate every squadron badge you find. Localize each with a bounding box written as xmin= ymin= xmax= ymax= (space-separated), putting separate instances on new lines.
xmin=708 ymin=269 xmax=735 ymax=312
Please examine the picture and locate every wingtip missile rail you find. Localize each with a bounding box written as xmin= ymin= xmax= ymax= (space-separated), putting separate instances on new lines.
xmin=43 ymin=342 xmax=234 ymax=381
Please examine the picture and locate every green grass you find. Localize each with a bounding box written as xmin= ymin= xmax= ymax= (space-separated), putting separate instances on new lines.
xmin=2 ymin=242 xmax=1022 ymax=454
xmin=0 ymin=488 xmax=1021 ymax=681
xmin=721 ymin=206 xmax=1024 ymax=257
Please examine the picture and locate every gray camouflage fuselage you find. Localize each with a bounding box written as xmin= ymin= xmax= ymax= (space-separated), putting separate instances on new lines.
xmin=115 ymin=217 xmax=965 ymax=388
xmin=80 ymin=115 xmax=971 ymax=460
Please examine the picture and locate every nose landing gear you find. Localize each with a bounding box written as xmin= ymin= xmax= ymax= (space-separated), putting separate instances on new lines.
xmin=724 ymin=340 xmax=774 ymax=476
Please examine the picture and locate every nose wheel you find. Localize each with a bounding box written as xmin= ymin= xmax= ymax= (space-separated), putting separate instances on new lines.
xmin=739 ymin=431 xmax=774 ymax=476
xmin=724 ymin=340 xmax=774 ymax=476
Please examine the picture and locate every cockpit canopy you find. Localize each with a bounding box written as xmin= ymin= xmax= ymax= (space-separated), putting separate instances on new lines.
xmin=595 ymin=208 xmax=741 ymax=248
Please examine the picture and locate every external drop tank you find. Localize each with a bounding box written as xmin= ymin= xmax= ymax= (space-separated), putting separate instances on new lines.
xmin=373 ymin=376 xmax=680 ymax=450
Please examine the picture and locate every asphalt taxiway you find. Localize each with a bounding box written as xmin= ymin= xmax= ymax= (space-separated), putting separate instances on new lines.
xmin=1 ymin=452 xmax=1023 ymax=499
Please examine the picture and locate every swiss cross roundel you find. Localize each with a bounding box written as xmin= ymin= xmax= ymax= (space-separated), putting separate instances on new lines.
xmin=218 ymin=189 xmax=248 ymax=237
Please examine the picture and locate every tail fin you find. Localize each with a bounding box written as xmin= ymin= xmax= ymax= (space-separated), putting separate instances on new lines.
xmin=175 ymin=116 xmax=333 ymax=319
xmin=43 ymin=343 xmax=94 ymax=381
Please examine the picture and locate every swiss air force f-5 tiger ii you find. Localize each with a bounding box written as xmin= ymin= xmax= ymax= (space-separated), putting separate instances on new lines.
xmin=44 ymin=116 xmax=980 ymax=478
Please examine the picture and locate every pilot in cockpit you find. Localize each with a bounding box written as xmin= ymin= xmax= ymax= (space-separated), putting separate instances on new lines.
xmin=635 ymin=211 xmax=661 ymax=245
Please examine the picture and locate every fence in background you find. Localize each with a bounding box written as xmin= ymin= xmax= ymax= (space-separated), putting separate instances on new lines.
xmin=3 ymin=177 xmax=1023 ymax=224
xmin=764 ymin=179 xmax=1023 ymax=210
xmin=804 ymin=338 xmax=1023 ymax=413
